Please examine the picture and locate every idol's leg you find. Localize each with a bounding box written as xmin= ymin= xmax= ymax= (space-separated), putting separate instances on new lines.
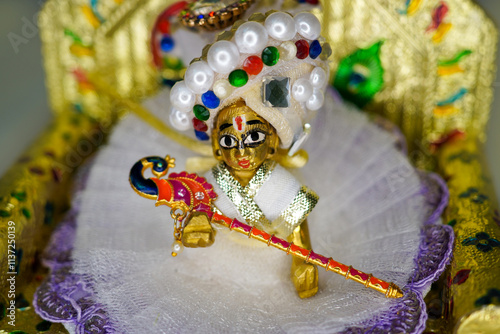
xmin=289 ymin=221 xmax=319 ymax=298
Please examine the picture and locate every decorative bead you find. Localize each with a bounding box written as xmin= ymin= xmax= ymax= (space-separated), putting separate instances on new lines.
xmin=171 ymin=240 xmax=184 ymax=256
xmin=213 ymin=80 xmax=233 ymax=99
xmin=320 ymin=42 xmax=332 ymax=60
xmin=201 ymin=90 xmax=220 ymax=109
xmin=294 ymin=12 xmax=321 ymax=40
xmin=261 ymin=47 xmax=279 ymax=66
xmin=265 ymin=12 xmax=296 ymax=41
xmin=306 ymin=88 xmax=325 ymax=110
xmin=207 ymin=41 xmax=240 ymax=74
xmin=292 ymin=78 xmax=313 ymax=102
xmin=158 ymin=21 xmax=170 ymax=34
xmin=193 ymin=104 xmax=210 ymax=121
xmin=170 ymin=81 xmax=195 ymax=112
xmin=192 ymin=118 xmax=208 ymax=132
xmin=160 ymin=35 xmax=175 ymax=52
xmin=243 ymin=56 xmax=263 ymax=75
xmin=310 ymin=67 xmax=328 ymax=88
xmin=228 ymin=69 xmax=249 ymax=87
xmin=278 ymin=41 xmax=297 ymax=61
xmin=295 ymin=40 xmax=309 ymax=59
xmin=184 ymin=61 xmax=214 ymax=94
xmin=195 ymin=130 xmax=210 ymax=141
xmin=235 ymin=21 xmax=268 ymax=54
xmin=309 ymin=40 xmax=322 ymax=59
xmin=169 ymin=108 xmax=191 ymax=131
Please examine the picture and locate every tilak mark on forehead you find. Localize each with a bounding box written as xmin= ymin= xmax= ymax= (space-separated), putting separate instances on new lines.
xmin=219 ymin=118 xmax=265 ymax=132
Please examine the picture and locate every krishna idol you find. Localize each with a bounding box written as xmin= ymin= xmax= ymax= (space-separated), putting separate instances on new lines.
xmin=130 ymin=11 xmax=405 ymax=300
xmin=33 ymin=9 xmax=452 ymax=334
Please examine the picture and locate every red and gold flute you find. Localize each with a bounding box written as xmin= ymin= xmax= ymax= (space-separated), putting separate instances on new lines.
xmin=129 ymin=156 xmax=404 ymax=300
xmin=193 ymin=203 xmax=404 ymax=299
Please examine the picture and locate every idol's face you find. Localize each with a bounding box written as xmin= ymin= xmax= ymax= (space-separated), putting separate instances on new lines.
xmin=213 ymin=103 xmax=278 ymax=173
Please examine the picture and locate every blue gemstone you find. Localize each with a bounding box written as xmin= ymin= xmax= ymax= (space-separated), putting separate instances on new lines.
xmin=349 ymin=72 xmax=366 ymax=86
xmin=160 ymin=36 xmax=175 ymax=52
xmin=201 ymin=90 xmax=220 ymax=109
xmin=198 ymin=14 xmax=204 ymax=20
xmin=195 ymin=130 xmax=210 ymax=141
xmin=309 ymin=40 xmax=322 ymax=59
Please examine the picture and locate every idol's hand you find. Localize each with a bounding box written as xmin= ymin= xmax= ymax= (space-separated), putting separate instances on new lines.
xmin=291 ymin=257 xmax=319 ymax=299
xmin=181 ymin=211 xmax=216 ymax=248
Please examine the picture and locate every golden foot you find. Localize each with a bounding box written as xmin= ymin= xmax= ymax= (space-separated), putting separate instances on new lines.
xmin=291 ymin=258 xmax=318 ymax=299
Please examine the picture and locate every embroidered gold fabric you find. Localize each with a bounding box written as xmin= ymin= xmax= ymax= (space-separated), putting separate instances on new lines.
xmin=274 ymin=186 xmax=319 ymax=237
xmin=212 ymin=162 xmax=318 ymax=237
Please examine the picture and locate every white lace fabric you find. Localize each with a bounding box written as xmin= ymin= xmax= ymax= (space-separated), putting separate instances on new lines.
xmin=71 ymin=89 xmax=434 ymax=333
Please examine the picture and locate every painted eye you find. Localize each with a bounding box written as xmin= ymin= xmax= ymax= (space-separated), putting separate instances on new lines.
xmin=219 ymin=135 xmax=238 ymax=148
xmin=243 ymin=131 xmax=266 ymax=145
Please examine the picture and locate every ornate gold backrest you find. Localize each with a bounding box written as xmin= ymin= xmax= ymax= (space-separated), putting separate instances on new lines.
xmin=40 ymin=0 xmax=497 ymax=165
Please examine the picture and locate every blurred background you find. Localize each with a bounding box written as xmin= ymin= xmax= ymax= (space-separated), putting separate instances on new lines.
xmin=0 ymin=0 xmax=499 ymax=201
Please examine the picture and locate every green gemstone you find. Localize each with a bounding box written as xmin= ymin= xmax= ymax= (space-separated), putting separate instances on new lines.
xmin=0 ymin=210 xmax=11 ymax=217
xmin=11 ymin=191 xmax=27 ymax=202
xmin=261 ymin=47 xmax=279 ymax=66
xmin=193 ymin=105 xmax=210 ymax=121
xmin=21 ymin=208 xmax=31 ymax=219
xmin=228 ymin=70 xmax=249 ymax=87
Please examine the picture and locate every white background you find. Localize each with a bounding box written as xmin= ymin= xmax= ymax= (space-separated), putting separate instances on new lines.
xmin=0 ymin=0 xmax=498 ymax=203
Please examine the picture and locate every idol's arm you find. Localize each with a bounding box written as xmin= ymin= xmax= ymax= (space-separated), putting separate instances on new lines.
xmin=289 ymin=220 xmax=319 ymax=299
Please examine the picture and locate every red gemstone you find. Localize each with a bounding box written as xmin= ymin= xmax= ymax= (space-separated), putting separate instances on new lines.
xmin=243 ymin=56 xmax=264 ymax=75
xmin=295 ymin=40 xmax=309 ymax=59
xmin=192 ymin=118 xmax=208 ymax=132
xmin=158 ymin=20 xmax=170 ymax=34
xmin=209 ymin=11 xmax=215 ymax=17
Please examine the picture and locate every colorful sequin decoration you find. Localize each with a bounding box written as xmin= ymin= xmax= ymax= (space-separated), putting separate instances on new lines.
xmin=333 ymin=41 xmax=384 ymax=108
xmin=64 ymin=29 xmax=94 ymax=57
xmin=427 ymin=2 xmax=452 ymax=44
xmin=72 ymin=68 xmax=95 ymax=94
xmin=438 ymin=50 xmax=472 ymax=76
xmin=398 ymin=0 xmax=423 ymax=16
xmin=433 ymin=88 xmax=467 ymax=116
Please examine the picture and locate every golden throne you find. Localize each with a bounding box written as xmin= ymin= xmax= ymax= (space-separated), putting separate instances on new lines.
xmin=0 ymin=0 xmax=498 ymax=332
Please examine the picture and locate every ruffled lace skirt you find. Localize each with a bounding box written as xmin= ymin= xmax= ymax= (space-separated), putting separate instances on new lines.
xmin=34 ymin=89 xmax=453 ymax=334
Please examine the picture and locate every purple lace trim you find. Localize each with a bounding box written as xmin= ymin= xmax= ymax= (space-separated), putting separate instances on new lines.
xmin=33 ymin=167 xmax=116 ymax=333
xmin=341 ymin=172 xmax=453 ymax=333
xmin=34 ymin=158 xmax=453 ymax=334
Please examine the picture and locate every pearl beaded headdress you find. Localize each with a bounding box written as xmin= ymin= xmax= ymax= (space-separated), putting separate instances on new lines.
xmin=169 ymin=11 xmax=331 ymax=149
